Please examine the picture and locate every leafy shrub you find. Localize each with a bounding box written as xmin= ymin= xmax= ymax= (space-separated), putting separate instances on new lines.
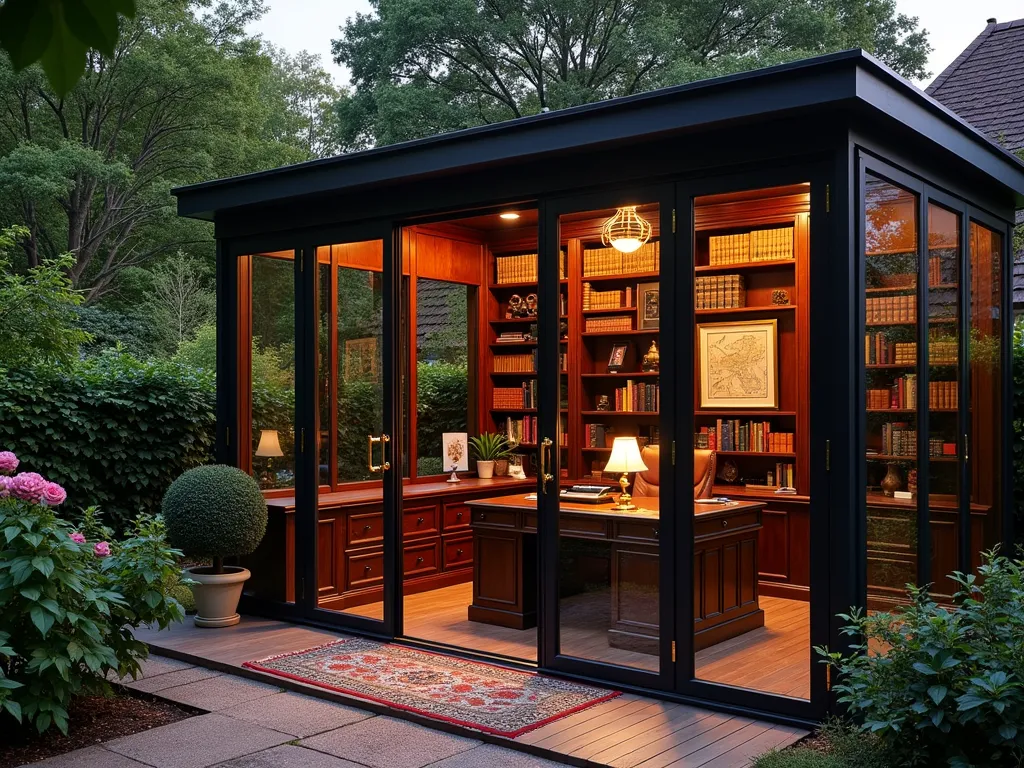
xmin=1012 ymin=318 xmax=1024 ymax=554
xmin=162 ymin=464 xmax=268 ymax=573
xmin=820 ymin=552 xmax=1024 ymax=767
xmin=75 ymin=305 xmax=161 ymax=359
xmin=0 ymin=453 xmax=185 ymax=734
xmin=752 ymin=719 xmax=888 ymax=768
xmin=0 ymin=352 xmax=215 ymax=531
xmin=416 ymin=361 xmax=468 ymax=476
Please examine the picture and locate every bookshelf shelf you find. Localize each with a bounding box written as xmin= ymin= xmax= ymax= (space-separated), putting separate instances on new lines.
xmin=491 ymin=371 xmax=537 ymax=377
xmin=490 ymin=341 xmax=537 ymax=348
xmin=582 ymin=372 xmax=660 ymax=379
xmin=717 ymin=451 xmax=797 ymax=458
xmin=865 ymin=318 xmax=956 ymax=327
xmin=582 ymin=307 xmax=636 ymax=315
xmin=696 ymin=410 xmax=797 ymax=417
xmin=867 ymin=454 xmax=956 ymax=462
xmin=490 ymin=317 xmax=536 ymax=325
xmin=581 ymin=410 xmax=659 ymax=416
xmin=582 ymin=271 xmax=660 ymax=283
xmin=581 ymin=446 xmax=612 ymax=452
xmin=694 ymin=259 xmax=795 ymax=274
xmin=582 ymin=329 xmax=659 ymax=338
xmin=864 ymin=283 xmax=956 ymax=294
xmin=866 ymin=408 xmax=958 ymax=413
xmin=491 ymin=408 xmax=537 ymax=413
xmin=695 ymin=305 xmax=797 ymax=316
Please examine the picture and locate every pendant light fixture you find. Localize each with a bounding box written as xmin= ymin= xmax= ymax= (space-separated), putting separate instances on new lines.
xmin=601 ymin=205 xmax=652 ymax=253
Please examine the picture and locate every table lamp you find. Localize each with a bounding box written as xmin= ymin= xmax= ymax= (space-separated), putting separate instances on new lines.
xmin=605 ymin=436 xmax=648 ymax=511
xmin=255 ymin=429 xmax=284 ymax=485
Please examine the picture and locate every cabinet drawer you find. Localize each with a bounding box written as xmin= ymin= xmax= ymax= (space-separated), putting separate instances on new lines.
xmin=442 ymin=502 xmax=471 ymax=532
xmin=694 ymin=510 xmax=760 ymax=539
xmin=471 ymin=508 xmax=517 ymax=528
xmin=617 ymin=521 xmax=660 ymax=543
xmin=442 ymin=535 xmax=473 ymax=570
xmin=345 ymin=550 xmax=383 ymax=590
xmin=403 ymin=503 xmax=439 ymax=539
xmin=559 ymin=516 xmax=609 ymax=538
xmin=347 ymin=510 xmax=384 ymax=547
xmin=404 ymin=540 xmax=440 ymax=578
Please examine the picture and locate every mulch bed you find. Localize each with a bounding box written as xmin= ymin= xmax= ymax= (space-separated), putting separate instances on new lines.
xmin=0 ymin=689 xmax=196 ymax=768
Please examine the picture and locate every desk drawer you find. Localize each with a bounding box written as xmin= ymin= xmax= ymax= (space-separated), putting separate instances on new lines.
xmin=442 ymin=502 xmax=471 ymax=532
xmin=617 ymin=521 xmax=660 ymax=543
xmin=345 ymin=549 xmax=383 ymax=590
xmin=442 ymin=535 xmax=473 ymax=570
xmin=694 ymin=509 xmax=760 ymax=538
xmin=404 ymin=540 xmax=440 ymax=578
xmin=403 ymin=503 xmax=439 ymax=539
xmin=347 ymin=510 xmax=384 ymax=547
xmin=471 ymin=508 xmax=517 ymax=528
xmin=559 ymin=516 xmax=609 ymax=538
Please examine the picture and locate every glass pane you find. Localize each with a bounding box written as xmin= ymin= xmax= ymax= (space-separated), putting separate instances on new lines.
xmin=250 ymin=251 xmax=295 ymax=491
xmin=318 ymin=255 xmax=332 ymax=487
xmin=864 ymin=176 xmax=919 ymax=610
xmin=558 ymin=202 xmax=661 ymax=673
xmin=926 ymin=204 xmax=961 ymax=599
xmin=692 ymin=183 xmax=810 ymax=699
xmin=968 ymin=222 xmax=1003 ymax=570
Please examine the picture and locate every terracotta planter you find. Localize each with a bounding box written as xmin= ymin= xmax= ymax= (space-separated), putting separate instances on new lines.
xmin=476 ymin=460 xmax=495 ymax=479
xmin=187 ymin=566 xmax=250 ymax=628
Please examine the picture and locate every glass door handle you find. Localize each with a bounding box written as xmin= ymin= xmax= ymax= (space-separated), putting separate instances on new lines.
xmin=367 ymin=434 xmax=391 ymax=473
xmin=540 ymin=437 xmax=555 ymax=494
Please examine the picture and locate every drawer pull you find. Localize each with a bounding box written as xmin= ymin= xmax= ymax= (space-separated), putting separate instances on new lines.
xmin=363 ymin=524 xmax=372 ymax=532
xmin=416 ymin=517 xmax=424 ymax=524
xmin=722 ymin=520 xmax=729 ymax=528
xmin=456 ymin=548 xmax=463 ymax=556
xmin=456 ymin=511 xmax=463 ymax=519
xmin=653 ymin=528 xmax=659 ymax=539
xmin=416 ymin=556 xmax=424 ymax=564
xmin=364 ymin=565 xmax=372 ymax=572
xmin=479 ymin=512 xmax=486 ymax=520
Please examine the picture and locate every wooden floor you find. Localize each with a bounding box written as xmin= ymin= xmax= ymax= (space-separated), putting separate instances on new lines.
xmin=136 ymin=617 xmax=807 ymax=767
xmin=345 ymin=584 xmax=809 ymax=699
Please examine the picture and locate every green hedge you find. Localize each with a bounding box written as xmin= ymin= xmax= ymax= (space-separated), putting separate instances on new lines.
xmin=0 ymin=353 xmax=215 ymax=530
xmin=1013 ymin=319 xmax=1024 ymax=554
xmin=416 ymin=362 xmax=468 ymax=476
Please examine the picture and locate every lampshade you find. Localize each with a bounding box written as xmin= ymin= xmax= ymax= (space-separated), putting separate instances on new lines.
xmin=255 ymin=429 xmax=284 ymax=458
xmin=604 ymin=436 xmax=648 ymax=473
xmin=601 ymin=206 xmax=652 ymax=254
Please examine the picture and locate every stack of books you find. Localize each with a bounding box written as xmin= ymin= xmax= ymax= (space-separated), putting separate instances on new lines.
xmin=694 ymin=274 xmax=745 ymax=309
xmin=493 ymin=382 xmax=537 ymax=409
xmin=611 ymin=381 xmax=659 ymax=412
xmin=866 ymin=295 xmax=916 ymax=323
xmin=506 ymin=416 xmax=538 ymax=444
xmin=585 ymin=316 xmax=632 ymax=332
xmin=929 ymin=340 xmax=957 ymax=364
xmin=495 ymin=252 xmax=566 ymax=283
xmin=768 ymin=463 xmax=795 ymax=488
xmin=709 ymin=233 xmax=750 ymax=266
xmin=867 ymin=389 xmax=892 ymax=409
xmin=495 ymin=331 xmax=530 ymax=343
xmin=582 ymin=242 xmax=659 ymax=276
xmin=695 ymin=421 xmax=792 ymax=453
xmin=880 ymin=422 xmax=916 ymax=456
xmin=492 ymin=352 xmax=535 ymax=373
xmin=583 ymin=283 xmax=632 ymax=310
xmin=586 ymin=423 xmax=609 ymax=447
xmin=929 ymin=381 xmax=958 ymax=409
xmin=888 ymin=374 xmax=918 ymax=409
xmin=750 ymin=227 xmax=794 ymax=261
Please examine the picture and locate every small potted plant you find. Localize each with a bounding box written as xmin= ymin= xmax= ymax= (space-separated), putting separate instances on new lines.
xmin=162 ymin=465 xmax=268 ymax=627
xmin=469 ymin=432 xmax=509 ymax=479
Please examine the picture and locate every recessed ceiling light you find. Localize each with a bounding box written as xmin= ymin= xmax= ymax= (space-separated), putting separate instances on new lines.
xmin=499 ymin=212 xmax=520 ymax=220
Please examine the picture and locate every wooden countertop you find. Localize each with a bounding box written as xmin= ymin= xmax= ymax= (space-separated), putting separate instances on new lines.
xmin=266 ymin=477 xmax=533 ymax=511
xmin=466 ymin=493 xmax=763 ymax=522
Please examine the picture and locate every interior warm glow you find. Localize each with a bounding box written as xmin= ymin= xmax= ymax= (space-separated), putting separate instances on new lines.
xmin=601 ymin=206 xmax=652 ymax=254
xmin=605 ymin=436 xmax=648 ymax=473
xmin=255 ymin=429 xmax=284 ymax=457
xmin=610 ymin=237 xmax=643 ymax=253
xmin=499 ymin=212 xmax=521 ymax=220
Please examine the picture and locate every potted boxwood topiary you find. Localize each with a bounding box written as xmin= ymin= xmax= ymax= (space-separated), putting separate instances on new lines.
xmin=162 ymin=465 xmax=268 ymax=627
xmin=469 ymin=432 xmax=510 ymax=479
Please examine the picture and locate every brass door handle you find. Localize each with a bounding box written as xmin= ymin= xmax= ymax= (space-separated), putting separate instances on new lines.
xmin=540 ymin=437 xmax=555 ymax=494
xmin=366 ymin=434 xmax=391 ymax=473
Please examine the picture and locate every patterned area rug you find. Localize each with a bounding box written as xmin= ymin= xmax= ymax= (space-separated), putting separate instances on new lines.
xmin=243 ymin=638 xmax=620 ymax=737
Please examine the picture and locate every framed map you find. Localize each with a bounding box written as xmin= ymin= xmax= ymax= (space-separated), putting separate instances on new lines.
xmin=698 ymin=319 xmax=778 ymax=409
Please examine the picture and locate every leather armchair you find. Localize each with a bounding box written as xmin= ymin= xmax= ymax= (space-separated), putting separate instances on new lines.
xmin=631 ymin=446 xmax=716 ymax=500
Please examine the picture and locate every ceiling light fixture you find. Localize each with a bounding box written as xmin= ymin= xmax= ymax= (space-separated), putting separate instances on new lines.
xmin=499 ymin=212 xmax=521 ymax=220
xmin=601 ymin=206 xmax=652 ymax=253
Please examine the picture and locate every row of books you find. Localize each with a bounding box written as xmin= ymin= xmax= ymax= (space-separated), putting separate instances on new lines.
xmin=494 ymin=252 xmax=567 ymax=284
xmin=585 ymin=316 xmax=632 ymax=332
xmin=609 ymin=382 xmax=659 ymax=412
xmin=768 ymin=463 xmax=795 ymax=489
xmin=583 ymin=283 xmax=633 ymax=310
xmin=871 ymin=374 xmax=918 ymax=410
xmin=708 ymin=227 xmax=793 ymax=266
xmin=505 ymin=416 xmax=538 ymax=445
xmin=866 ymin=295 xmax=916 ymax=323
xmin=493 ymin=352 xmax=535 ymax=373
xmin=865 ymin=334 xmax=958 ymax=365
xmin=493 ymin=381 xmax=537 ymax=409
xmin=694 ymin=274 xmax=746 ymax=309
xmin=929 ymin=253 xmax=951 ymax=286
xmin=878 ymin=422 xmax=915 ymax=457
xmin=694 ymin=421 xmax=793 ymax=453
xmin=929 ymin=381 xmax=958 ymax=409
xmin=495 ymin=331 xmax=531 ymax=343
xmin=586 ymin=423 xmax=611 ymax=448
xmin=929 ymin=438 xmax=957 ymax=457
xmin=582 ymin=242 xmax=660 ymax=277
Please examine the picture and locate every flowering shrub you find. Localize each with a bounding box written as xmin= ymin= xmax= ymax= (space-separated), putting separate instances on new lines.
xmin=0 ymin=451 xmax=186 ymax=734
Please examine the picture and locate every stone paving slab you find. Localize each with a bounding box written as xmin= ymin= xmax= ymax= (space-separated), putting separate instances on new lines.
xmin=104 ymin=712 xmax=291 ymax=768
xmin=221 ymin=691 xmax=373 ymax=738
xmin=20 ymin=745 xmax=154 ymax=768
xmin=426 ymin=744 xmax=566 ymax=768
xmin=137 ymin=655 xmax=197 ymax=678
xmin=155 ymin=674 xmax=281 ymax=712
xmin=301 ymin=716 xmax=480 ymax=768
xmin=125 ymin=666 xmax=222 ymax=693
xmin=213 ymin=744 xmax=365 ymax=767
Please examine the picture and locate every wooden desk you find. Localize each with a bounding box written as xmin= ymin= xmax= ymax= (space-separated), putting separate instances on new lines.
xmin=466 ymin=494 xmax=765 ymax=653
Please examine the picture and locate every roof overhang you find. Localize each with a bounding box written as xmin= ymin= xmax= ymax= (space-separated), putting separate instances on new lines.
xmin=173 ymin=50 xmax=1024 ymax=221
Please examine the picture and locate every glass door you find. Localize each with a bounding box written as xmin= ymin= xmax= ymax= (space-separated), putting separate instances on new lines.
xmin=300 ymin=229 xmax=401 ymax=635
xmin=538 ymin=188 xmax=675 ymax=688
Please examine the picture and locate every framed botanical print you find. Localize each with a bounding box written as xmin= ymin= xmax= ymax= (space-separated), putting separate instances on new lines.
xmin=442 ymin=432 xmax=469 ymax=472
xmin=697 ymin=319 xmax=778 ymax=409
xmin=637 ymin=282 xmax=660 ymax=330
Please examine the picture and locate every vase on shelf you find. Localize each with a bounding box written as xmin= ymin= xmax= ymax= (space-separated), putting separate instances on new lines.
xmin=880 ymin=463 xmax=902 ymax=497
xmin=494 ymin=458 xmax=509 ymax=476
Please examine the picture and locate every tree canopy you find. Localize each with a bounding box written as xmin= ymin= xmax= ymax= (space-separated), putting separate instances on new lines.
xmin=332 ymin=0 xmax=931 ymax=149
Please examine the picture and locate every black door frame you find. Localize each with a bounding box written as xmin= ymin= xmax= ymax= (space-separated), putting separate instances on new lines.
xmin=538 ymin=184 xmax=677 ymax=691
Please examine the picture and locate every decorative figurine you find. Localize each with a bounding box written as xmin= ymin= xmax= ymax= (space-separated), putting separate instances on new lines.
xmin=717 ymin=458 xmax=739 ymax=484
xmin=597 ymin=395 xmax=611 ymax=411
xmin=446 ymin=464 xmax=461 ymax=484
xmin=771 ymin=289 xmax=790 ymax=305
xmin=881 ymin=463 xmax=902 ymax=497
xmin=506 ymin=294 xmax=523 ymax=318
xmin=525 ymin=293 xmax=538 ymax=316
xmin=641 ymin=340 xmax=660 ymax=372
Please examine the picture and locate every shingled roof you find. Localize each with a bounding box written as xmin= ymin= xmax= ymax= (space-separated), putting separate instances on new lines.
xmin=927 ymin=18 xmax=1024 ymax=151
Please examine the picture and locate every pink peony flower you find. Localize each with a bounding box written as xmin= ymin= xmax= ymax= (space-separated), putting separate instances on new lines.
xmin=0 ymin=451 xmax=18 ymax=475
xmin=10 ymin=472 xmax=47 ymax=503
xmin=0 ymin=476 xmax=10 ymax=498
xmin=70 ymin=532 xmax=86 ymax=544
xmin=40 ymin=482 xmax=66 ymax=506
xmin=94 ymin=541 xmax=111 ymax=557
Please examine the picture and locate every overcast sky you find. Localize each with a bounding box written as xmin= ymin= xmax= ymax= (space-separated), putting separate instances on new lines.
xmin=249 ymin=0 xmax=1024 ymax=89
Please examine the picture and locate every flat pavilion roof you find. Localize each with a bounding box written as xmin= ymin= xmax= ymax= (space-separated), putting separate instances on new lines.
xmin=173 ymin=50 xmax=1024 ymax=221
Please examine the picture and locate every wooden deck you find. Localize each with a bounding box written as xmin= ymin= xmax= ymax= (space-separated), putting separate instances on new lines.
xmin=136 ymin=618 xmax=808 ymax=767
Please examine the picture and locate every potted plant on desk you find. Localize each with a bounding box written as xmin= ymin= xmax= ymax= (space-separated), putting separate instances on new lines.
xmin=162 ymin=465 xmax=268 ymax=627
xmin=469 ymin=432 xmax=510 ymax=480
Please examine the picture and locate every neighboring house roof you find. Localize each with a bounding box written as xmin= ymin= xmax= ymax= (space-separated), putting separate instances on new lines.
xmin=416 ymin=279 xmax=466 ymax=353
xmin=926 ymin=18 xmax=1024 ymax=151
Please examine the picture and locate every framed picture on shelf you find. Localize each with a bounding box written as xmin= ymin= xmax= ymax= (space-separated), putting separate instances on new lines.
xmin=697 ymin=319 xmax=778 ymax=409
xmin=607 ymin=342 xmax=630 ymax=372
xmin=637 ymin=282 xmax=660 ymax=330
xmin=442 ymin=433 xmax=469 ymax=472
